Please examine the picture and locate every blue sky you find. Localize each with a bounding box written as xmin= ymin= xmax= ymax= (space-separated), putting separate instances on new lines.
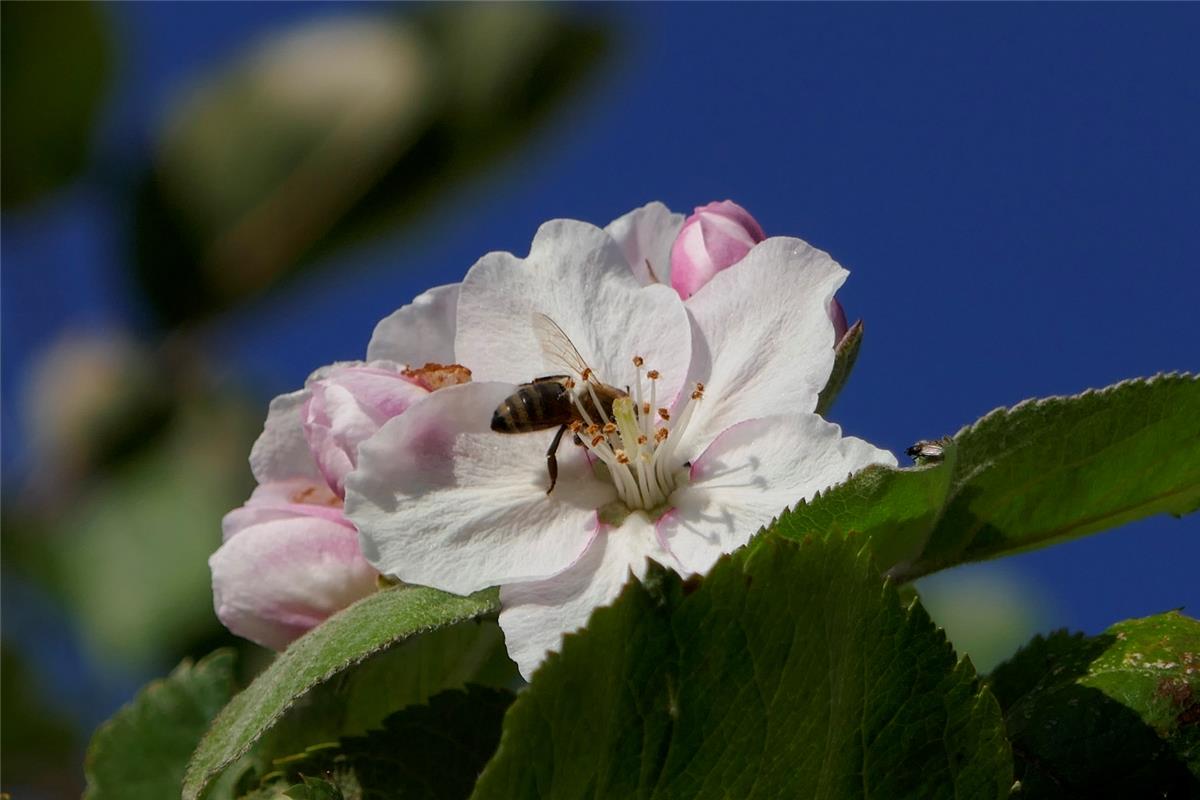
xmin=4 ymin=2 xmax=1197 ymax=638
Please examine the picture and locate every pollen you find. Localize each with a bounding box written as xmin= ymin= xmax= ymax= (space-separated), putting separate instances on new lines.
xmin=565 ymin=356 xmax=704 ymax=514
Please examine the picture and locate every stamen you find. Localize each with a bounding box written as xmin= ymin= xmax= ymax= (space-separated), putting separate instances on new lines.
xmin=585 ymin=382 xmax=613 ymax=426
xmin=632 ymin=356 xmax=644 ymax=367
xmin=564 ymin=377 xmax=576 ymax=389
xmin=568 ymin=420 xmax=583 ymax=432
xmin=642 ymin=402 xmax=651 ymax=415
xmin=615 ymin=450 xmax=630 ymax=464
xmin=586 ymin=423 xmax=600 ymax=435
xmin=591 ymin=434 xmax=605 ymax=447
xmin=637 ymin=435 xmax=648 ymax=445
xmin=654 ymin=428 xmax=669 ymax=442
xmin=658 ymin=407 xmax=670 ymax=421
xmin=602 ymin=422 xmax=618 ymax=435
xmin=646 ymin=370 xmax=660 ymax=380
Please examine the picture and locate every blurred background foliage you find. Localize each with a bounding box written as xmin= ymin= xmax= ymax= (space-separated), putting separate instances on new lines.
xmin=3 ymin=5 xmax=608 ymax=796
xmin=5 ymin=3 xmax=1195 ymax=798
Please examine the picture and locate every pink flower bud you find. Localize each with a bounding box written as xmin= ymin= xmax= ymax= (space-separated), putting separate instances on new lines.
xmin=302 ymin=363 xmax=430 ymax=498
xmin=211 ymin=479 xmax=378 ymax=650
xmin=669 ymin=200 xmax=766 ymax=300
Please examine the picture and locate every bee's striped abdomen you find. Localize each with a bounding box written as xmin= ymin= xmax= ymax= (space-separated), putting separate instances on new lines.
xmin=491 ymin=379 xmax=572 ymax=433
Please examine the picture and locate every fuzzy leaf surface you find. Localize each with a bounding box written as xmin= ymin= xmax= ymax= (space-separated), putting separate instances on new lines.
xmin=183 ymin=586 xmax=499 ymax=800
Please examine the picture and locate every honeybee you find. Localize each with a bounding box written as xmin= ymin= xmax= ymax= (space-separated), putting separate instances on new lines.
xmin=491 ymin=313 xmax=628 ymax=493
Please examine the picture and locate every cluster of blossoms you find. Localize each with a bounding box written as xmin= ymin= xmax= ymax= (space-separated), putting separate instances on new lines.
xmin=212 ymin=201 xmax=894 ymax=677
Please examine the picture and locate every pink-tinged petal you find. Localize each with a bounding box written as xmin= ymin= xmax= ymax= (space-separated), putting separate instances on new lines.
xmin=222 ymin=478 xmax=350 ymax=541
xmin=677 ymin=238 xmax=848 ymax=461
xmin=249 ymin=387 xmax=323 ymax=485
xmin=210 ymin=515 xmax=377 ymax=651
xmin=661 ymin=413 xmax=896 ymax=575
xmin=603 ymin=202 xmax=685 ymax=288
xmin=498 ymin=512 xmax=676 ymax=680
xmin=302 ymin=363 xmax=429 ymax=497
xmin=367 ymin=283 xmax=459 ymax=365
xmin=345 ymin=381 xmax=616 ymax=596
xmin=454 ymin=219 xmax=692 ymax=407
xmin=670 ymin=200 xmax=766 ymax=300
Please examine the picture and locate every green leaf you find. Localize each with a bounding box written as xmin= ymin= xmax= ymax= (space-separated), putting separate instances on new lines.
xmin=1 ymin=1 xmax=110 ymax=207
xmin=904 ymin=372 xmax=1200 ymax=578
xmin=249 ymin=686 xmax=514 ymax=800
xmin=257 ymin=618 xmax=518 ymax=765
xmin=773 ymin=440 xmax=957 ymax=573
xmin=990 ymin=612 xmax=1200 ymax=797
xmin=84 ymin=650 xmax=237 ymax=800
xmin=781 ymin=374 xmax=1199 ymax=579
xmin=472 ymin=535 xmax=1012 ymax=799
xmin=815 ymin=319 xmax=863 ymax=417
xmin=183 ymin=586 xmax=500 ymax=800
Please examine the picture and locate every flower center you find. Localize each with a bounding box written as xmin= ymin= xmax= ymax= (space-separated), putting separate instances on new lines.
xmin=566 ymin=357 xmax=704 ymax=512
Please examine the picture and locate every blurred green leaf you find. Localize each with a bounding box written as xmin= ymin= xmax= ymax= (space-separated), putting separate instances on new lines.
xmin=990 ymin=613 xmax=1200 ymax=797
xmin=1 ymin=1 xmax=110 ymax=207
xmin=0 ymin=645 xmax=80 ymax=793
xmin=184 ymin=585 xmax=501 ymax=800
xmin=45 ymin=394 xmax=258 ymax=664
xmin=84 ymin=650 xmax=237 ymax=800
xmin=132 ymin=6 xmax=609 ymax=326
xmin=917 ymin=567 xmax=1048 ymax=673
xmin=248 ymin=686 xmax=514 ymax=800
xmin=473 ymin=535 xmax=1011 ymax=800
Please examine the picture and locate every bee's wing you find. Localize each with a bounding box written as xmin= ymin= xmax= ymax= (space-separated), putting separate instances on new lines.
xmin=531 ymin=312 xmax=598 ymax=382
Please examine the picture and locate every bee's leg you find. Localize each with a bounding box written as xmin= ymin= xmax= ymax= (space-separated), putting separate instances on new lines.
xmin=545 ymin=423 xmax=568 ymax=494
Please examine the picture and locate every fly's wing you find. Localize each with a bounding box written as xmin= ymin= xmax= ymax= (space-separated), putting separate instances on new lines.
xmin=531 ymin=313 xmax=599 ymax=384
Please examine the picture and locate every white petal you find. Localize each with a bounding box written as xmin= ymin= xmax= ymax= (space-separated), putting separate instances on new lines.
xmin=345 ymin=381 xmax=616 ymax=596
xmin=661 ymin=413 xmax=897 ymax=575
xmin=499 ymin=512 xmax=676 ymax=680
xmin=367 ymin=283 xmax=459 ymax=365
xmin=209 ymin=515 xmax=377 ymax=651
xmin=455 ymin=219 xmax=691 ymax=406
xmin=603 ymin=202 xmax=685 ymax=288
xmin=678 ymin=238 xmax=848 ymax=460
xmin=249 ymin=387 xmax=322 ymax=485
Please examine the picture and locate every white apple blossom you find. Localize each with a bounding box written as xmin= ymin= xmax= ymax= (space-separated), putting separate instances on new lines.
xmin=346 ymin=207 xmax=896 ymax=678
